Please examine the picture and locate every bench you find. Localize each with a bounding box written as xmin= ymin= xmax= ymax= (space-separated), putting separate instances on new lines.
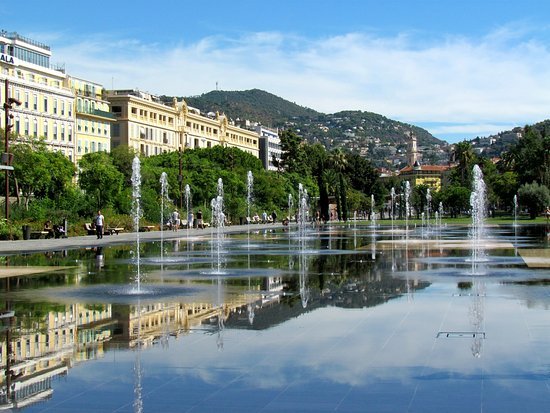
xmin=84 ymin=223 xmax=96 ymax=235
xmin=30 ymin=231 xmax=50 ymax=239
xmin=106 ymin=227 xmax=125 ymax=235
xmin=139 ymin=225 xmax=155 ymax=232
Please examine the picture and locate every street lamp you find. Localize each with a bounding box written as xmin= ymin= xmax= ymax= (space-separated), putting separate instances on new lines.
xmin=3 ymin=79 xmax=20 ymax=220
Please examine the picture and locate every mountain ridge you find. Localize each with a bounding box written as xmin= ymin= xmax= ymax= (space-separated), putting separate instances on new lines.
xmin=161 ymin=89 xmax=450 ymax=166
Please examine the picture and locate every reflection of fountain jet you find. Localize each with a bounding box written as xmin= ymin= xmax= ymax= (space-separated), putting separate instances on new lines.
xmin=216 ymin=276 xmax=225 ymax=351
xmin=469 ymin=281 xmax=485 ymax=358
xmin=299 ymin=240 xmax=310 ymax=308
xmin=133 ymin=300 xmax=143 ymax=413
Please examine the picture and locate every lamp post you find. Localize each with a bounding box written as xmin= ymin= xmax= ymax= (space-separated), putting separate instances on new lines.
xmin=3 ymin=79 xmax=20 ymax=221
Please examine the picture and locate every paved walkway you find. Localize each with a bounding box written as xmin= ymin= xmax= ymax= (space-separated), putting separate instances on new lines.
xmin=0 ymin=223 xmax=285 ymax=255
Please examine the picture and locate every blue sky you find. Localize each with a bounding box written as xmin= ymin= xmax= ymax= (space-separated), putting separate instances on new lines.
xmin=3 ymin=0 xmax=550 ymax=143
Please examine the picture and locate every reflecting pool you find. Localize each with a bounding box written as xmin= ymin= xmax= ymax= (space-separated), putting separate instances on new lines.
xmin=0 ymin=224 xmax=549 ymax=412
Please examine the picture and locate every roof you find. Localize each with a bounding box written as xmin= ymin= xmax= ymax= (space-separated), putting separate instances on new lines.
xmin=399 ymin=164 xmax=450 ymax=173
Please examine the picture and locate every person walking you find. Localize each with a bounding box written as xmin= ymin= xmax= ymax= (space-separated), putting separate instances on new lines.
xmin=95 ymin=210 xmax=105 ymax=239
xmin=196 ymin=210 xmax=204 ymax=229
xmin=171 ymin=210 xmax=180 ymax=231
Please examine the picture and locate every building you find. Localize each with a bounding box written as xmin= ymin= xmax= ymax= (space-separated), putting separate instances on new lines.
xmin=0 ymin=31 xmax=76 ymax=161
xmin=256 ymin=125 xmax=281 ymax=171
xmin=398 ymin=163 xmax=449 ymax=191
xmin=106 ymin=90 xmax=179 ymax=156
xmin=107 ymin=91 xmax=260 ymax=157
xmin=177 ymin=99 xmax=260 ymax=157
xmin=398 ymin=132 xmax=449 ymax=191
xmin=66 ymin=76 xmax=115 ymax=162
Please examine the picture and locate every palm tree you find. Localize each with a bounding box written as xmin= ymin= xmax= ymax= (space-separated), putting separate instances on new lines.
xmin=329 ymin=149 xmax=349 ymax=221
xmin=452 ymin=141 xmax=476 ymax=186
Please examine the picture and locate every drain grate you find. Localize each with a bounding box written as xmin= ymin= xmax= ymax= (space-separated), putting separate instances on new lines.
xmin=452 ymin=293 xmax=486 ymax=297
xmin=437 ymin=331 xmax=486 ymax=339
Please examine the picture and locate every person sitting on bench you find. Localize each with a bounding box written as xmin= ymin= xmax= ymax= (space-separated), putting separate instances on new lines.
xmin=44 ymin=221 xmax=55 ymax=238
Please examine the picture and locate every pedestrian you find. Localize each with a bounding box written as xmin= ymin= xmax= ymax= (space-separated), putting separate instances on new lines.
xmin=171 ymin=210 xmax=180 ymax=231
xmin=95 ymin=210 xmax=105 ymax=239
xmin=546 ymin=206 xmax=550 ymax=223
xmin=188 ymin=211 xmax=194 ymax=229
xmin=271 ymin=210 xmax=277 ymax=223
xmin=197 ymin=209 xmax=204 ymax=229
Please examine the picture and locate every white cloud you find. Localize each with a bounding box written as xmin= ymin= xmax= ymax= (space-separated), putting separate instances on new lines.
xmin=52 ymin=25 xmax=550 ymax=141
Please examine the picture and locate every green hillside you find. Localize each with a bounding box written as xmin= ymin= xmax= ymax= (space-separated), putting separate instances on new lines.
xmin=162 ymin=89 xmax=448 ymax=166
xmin=175 ymin=89 xmax=320 ymax=128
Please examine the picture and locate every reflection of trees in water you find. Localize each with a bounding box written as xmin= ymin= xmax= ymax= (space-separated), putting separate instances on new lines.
xmin=282 ymin=248 xmax=430 ymax=311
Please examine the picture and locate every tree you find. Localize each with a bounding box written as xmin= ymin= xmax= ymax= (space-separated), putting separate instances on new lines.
xmin=439 ymin=185 xmax=471 ymax=218
xmin=110 ymin=145 xmax=137 ymax=187
xmin=345 ymin=153 xmax=379 ymax=195
xmin=279 ymin=129 xmax=308 ymax=175
xmin=79 ymin=152 xmax=124 ymax=210
xmin=450 ymin=141 xmax=477 ymax=187
xmin=329 ymin=148 xmax=349 ymax=221
xmin=506 ymin=127 xmax=550 ymax=186
xmin=11 ymin=143 xmax=52 ymax=210
xmin=39 ymin=151 xmax=76 ymax=203
xmin=517 ymin=182 xmax=550 ymax=219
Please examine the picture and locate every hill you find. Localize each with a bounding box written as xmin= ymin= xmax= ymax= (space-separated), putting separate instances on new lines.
xmin=163 ymin=89 xmax=449 ymax=167
xmin=469 ymin=119 xmax=550 ymax=158
xmin=181 ymin=89 xmax=319 ymax=127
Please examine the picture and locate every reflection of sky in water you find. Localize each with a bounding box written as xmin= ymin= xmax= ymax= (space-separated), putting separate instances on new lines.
xmin=3 ymin=224 xmax=549 ymax=412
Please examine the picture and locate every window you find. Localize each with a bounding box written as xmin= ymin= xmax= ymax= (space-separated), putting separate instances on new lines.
xmin=24 ymin=118 xmax=29 ymax=136
xmin=61 ymin=124 xmax=65 ymax=141
xmin=61 ymin=101 xmax=65 ymax=116
xmin=53 ymin=99 xmax=58 ymax=114
xmin=33 ymin=119 xmax=37 ymax=138
xmin=33 ymin=94 xmax=38 ymax=110
xmin=24 ymin=92 xmax=29 ymax=109
xmin=44 ymin=120 xmax=49 ymax=138
xmin=68 ymin=126 xmax=72 ymax=142
xmin=43 ymin=97 xmax=48 ymax=112
xmin=112 ymin=124 xmax=120 ymax=137
xmin=53 ymin=123 xmax=58 ymax=140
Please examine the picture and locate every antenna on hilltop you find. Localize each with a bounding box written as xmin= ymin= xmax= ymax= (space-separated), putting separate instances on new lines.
xmin=216 ymin=81 xmax=218 ymax=91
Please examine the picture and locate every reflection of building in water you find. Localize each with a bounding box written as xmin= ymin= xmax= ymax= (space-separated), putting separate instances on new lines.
xmin=109 ymin=293 xmax=255 ymax=348
xmin=261 ymin=276 xmax=283 ymax=305
xmin=0 ymin=304 xmax=112 ymax=409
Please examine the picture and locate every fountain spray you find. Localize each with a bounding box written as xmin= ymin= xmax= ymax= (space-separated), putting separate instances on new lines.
xmin=131 ymin=156 xmax=142 ymax=293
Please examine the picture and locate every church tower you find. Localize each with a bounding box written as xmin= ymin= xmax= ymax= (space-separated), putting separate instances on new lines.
xmin=407 ymin=131 xmax=418 ymax=167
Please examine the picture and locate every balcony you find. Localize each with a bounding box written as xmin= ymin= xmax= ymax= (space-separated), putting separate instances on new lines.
xmin=76 ymin=108 xmax=116 ymax=120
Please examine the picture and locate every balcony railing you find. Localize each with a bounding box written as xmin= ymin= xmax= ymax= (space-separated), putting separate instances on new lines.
xmin=76 ymin=108 xmax=116 ymax=120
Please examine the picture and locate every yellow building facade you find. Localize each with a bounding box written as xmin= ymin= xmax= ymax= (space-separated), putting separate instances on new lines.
xmin=66 ymin=76 xmax=115 ymax=163
xmin=108 ymin=90 xmax=260 ymax=157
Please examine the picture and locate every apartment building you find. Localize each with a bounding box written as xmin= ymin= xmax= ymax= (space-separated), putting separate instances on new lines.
xmin=0 ymin=31 xmax=76 ymax=161
xmin=107 ymin=90 xmax=179 ymax=156
xmin=256 ymin=125 xmax=281 ymax=171
xmin=108 ymin=90 xmax=260 ymax=158
xmin=66 ymin=76 xmax=115 ymax=162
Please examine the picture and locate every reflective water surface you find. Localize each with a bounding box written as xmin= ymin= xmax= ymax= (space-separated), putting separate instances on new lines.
xmin=1 ymin=224 xmax=549 ymax=412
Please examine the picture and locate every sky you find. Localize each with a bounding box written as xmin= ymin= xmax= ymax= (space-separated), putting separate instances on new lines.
xmin=3 ymin=0 xmax=550 ymax=143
